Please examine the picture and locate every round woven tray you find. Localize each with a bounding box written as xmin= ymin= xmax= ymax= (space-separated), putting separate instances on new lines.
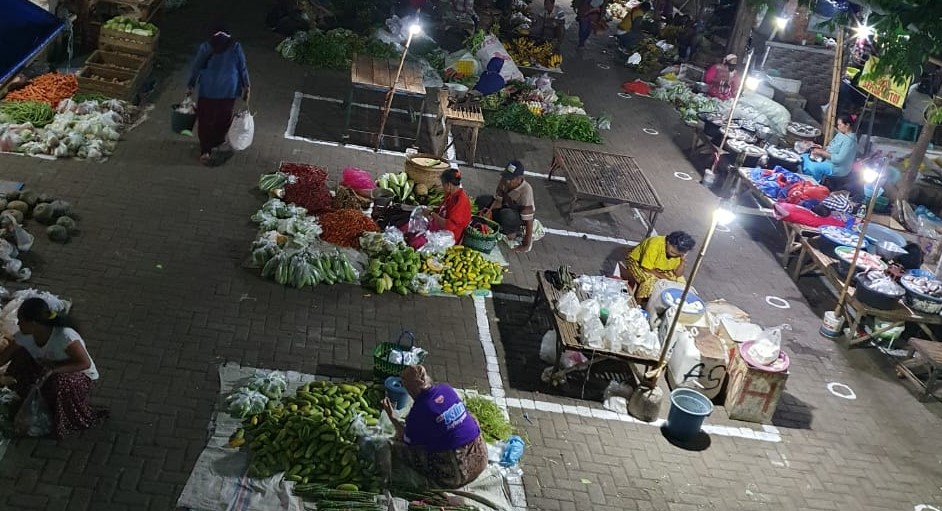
xmin=404 ymin=153 xmax=450 ymax=188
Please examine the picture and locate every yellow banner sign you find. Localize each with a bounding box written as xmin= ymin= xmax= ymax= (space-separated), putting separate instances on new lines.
xmin=857 ymin=57 xmax=911 ymax=108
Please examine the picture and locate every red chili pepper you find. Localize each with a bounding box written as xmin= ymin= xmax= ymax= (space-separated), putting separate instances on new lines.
xmin=319 ymin=209 xmax=380 ymax=248
xmin=280 ymin=162 xmax=333 ymax=213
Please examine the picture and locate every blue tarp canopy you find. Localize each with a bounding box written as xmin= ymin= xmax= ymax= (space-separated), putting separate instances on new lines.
xmin=0 ymin=0 xmax=65 ymax=86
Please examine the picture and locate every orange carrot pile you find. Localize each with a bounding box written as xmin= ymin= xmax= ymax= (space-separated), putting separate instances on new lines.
xmin=319 ymin=209 xmax=380 ymax=248
xmin=4 ymin=73 xmax=78 ymax=107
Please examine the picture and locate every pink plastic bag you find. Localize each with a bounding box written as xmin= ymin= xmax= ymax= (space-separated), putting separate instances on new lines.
xmin=341 ymin=167 xmax=375 ymax=192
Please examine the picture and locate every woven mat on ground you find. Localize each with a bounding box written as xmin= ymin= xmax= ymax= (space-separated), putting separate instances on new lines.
xmin=177 ymin=363 xmax=516 ymax=511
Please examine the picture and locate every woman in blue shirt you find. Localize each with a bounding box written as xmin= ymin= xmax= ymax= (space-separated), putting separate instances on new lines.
xmin=801 ymin=114 xmax=857 ymax=182
xmin=187 ymin=29 xmax=251 ymax=166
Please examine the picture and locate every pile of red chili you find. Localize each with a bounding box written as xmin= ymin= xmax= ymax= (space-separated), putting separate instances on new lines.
xmin=280 ymin=162 xmax=333 ymax=214
xmin=318 ymin=209 xmax=380 ymax=248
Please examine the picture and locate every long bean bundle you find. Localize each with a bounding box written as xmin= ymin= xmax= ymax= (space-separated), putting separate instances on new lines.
xmin=0 ymin=101 xmax=55 ymax=127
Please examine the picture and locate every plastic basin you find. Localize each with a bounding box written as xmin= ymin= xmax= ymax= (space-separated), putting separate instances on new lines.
xmin=665 ymin=388 xmax=713 ymax=441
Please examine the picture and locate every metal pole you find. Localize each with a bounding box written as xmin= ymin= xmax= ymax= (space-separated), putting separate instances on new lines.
xmin=375 ymin=31 xmax=415 ymax=151
xmin=645 ymin=211 xmax=721 ymax=384
xmin=710 ymin=48 xmax=755 ymax=174
xmin=832 ymin=157 xmax=887 ymax=316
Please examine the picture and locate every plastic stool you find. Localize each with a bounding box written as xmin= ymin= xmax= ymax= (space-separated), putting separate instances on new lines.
xmin=894 ymin=120 xmax=921 ymax=142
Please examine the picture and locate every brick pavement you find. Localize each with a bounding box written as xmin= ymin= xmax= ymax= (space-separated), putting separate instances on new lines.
xmin=0 ymin=1 xmax=941 ymax=510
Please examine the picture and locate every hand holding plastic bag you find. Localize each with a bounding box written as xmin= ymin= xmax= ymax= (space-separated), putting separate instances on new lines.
xmin=227 ymin=110 xmax=255 ymax=151
xmin=13 ymin=378 xmax=52 ymax=437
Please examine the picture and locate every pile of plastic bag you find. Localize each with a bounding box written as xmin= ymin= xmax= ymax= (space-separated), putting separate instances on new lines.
xmin=0 ymin=98 xmax=135 ymax=161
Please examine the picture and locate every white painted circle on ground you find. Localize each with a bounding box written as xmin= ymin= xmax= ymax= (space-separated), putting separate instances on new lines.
xmin=617 ymin=92 xmax=632 ymax=99
xmin=716 ymin=224 xmax=731 ymax=233
xmin=673 ymin=172 xmax=693 ymax=181
xmin=915 ymin=506 xmax=940 ymax=511
xmin=765 ymin=296 xmax=790 ymax=309
xmin=827 ymin=382 xmax=857 ymax=400
xmin=643 ymin=128 xmax=659 ymax=135
xmin=597 ymin=63 xmax=611 ymax=70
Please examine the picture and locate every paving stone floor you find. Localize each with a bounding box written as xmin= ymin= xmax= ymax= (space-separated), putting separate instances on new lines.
xmin=0 ymin=1 xmax=941 ymax=510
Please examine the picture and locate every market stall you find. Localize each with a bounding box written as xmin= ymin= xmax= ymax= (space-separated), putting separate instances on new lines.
xmin=496 ymin=0 xmax=566 ymax=73
xmin=249 ymin=160 xmax=507 ymax=298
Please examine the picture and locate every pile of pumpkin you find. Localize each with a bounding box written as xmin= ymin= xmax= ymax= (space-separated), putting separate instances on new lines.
xmin=0 ymin=189 xmax=79 ymax=243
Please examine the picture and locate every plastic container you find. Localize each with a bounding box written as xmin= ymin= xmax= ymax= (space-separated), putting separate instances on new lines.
xmin=170 ymin=105 xmax=196 ymax=134
xmin=900 ymin=273 xmax=942 ymax=314
xmin=664 ymin=388 xmax=713 ymax=441
xmin=384 ymin=376 xmax=411 ymax=410
xmin=854 ymin=273 xmax=904 ymax=310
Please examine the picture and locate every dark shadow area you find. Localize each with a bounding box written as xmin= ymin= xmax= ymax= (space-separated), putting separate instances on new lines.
xmin=659 ymin=424 xmax=712 ymax=452
xmin=315 ymin=363 xmax=373 ymax=382
xmin=294 ymin=94 xmax=434 ymax=153
xmin=490 ymin=285 xmax=636 ymax=401
xmin=770 ymin=392 xmax=814 ymax=429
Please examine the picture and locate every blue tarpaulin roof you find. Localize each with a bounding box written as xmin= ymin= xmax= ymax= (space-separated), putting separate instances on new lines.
xmin=0 ymin=0 xmax=65 ymax=86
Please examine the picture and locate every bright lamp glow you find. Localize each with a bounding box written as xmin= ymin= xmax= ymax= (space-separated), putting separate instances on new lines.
xmin=745 ymin=75 xmax=761 ymax=90
xmin=409 ymin=23 xmax=422 ymax=35
xmin=862 ymin=167 xmax=880 ymax=183
xmin=852 ymin=23 xmax=874 ymax=41
xmin=714 ymin=207 xmax=735 ymax=226
xmin=775 ymin=16 xmax=789 ymax=30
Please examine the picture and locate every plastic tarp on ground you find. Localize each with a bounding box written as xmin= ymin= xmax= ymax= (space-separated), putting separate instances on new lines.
xmin=0 ymin=0 xmax=65 ymax=86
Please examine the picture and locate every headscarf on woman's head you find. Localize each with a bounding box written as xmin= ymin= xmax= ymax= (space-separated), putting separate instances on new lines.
xmin=401 ymin=365 xmax=433 ymax=396
xmin=209 ymin=26 xmax=233 ymax=54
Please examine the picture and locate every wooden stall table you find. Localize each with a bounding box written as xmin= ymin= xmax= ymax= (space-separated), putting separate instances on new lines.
xmin=438 ymin=89 xmax=485 ymax=166
xmin=896 ymin=338 xmax=942 ymax=401
xmin=548 ymin=147 xmax=663 ymax=236
xmin=791 ymin=236 xmax=942 ymax=347
xmin=527 ymin=271 xmax=658 ymax=387
xmin=688 ymin=124 xmax=728 ymax=158
xmin=344 ymin=56 xmax=427 ymax=149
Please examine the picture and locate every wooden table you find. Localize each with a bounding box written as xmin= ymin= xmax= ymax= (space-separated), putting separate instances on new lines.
xmin=344 ymin=56 xmax=427 ymax=148
xmin=438 ymin=90 xmax=485 ymax=166
xmin=791 ymin=236 xmax=942 ymax=346
xmin=528 ymin=271 xmax=659 ymax=387
xmin=548 ymin=147 xmax=663 ymax=236
xmin=896 ymin=338 xmax=942 ymax=401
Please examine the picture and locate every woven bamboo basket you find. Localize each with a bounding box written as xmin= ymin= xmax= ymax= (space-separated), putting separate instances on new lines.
xmin=404 ymin=153 xmax=450 ymax=188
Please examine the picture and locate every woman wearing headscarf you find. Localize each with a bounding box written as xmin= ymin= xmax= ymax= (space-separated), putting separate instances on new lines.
xmin=800 ymin=114 xmax=858 ymax=183
xmin=187 ymin=27 xmax=251 ymax=166
xmin=704 ymin=53 xmax=739 ymax=100
xmin=381 ymin=365 xmax=488 ymax=489
xmin=472 ymin=57 xmax=506 ymax=97
xmin=0 ymin=298 xmax=106 ymax=438
xmin=426 ymin=168 xmax=472 ymax=244
xmin=620 ymin=231 xmax=695 ymax=303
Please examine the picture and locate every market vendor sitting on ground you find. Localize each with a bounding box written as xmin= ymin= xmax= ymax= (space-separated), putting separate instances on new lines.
xmin=800 ymin=114 xmax=858 ymax=183
xmin=0 ymin=298 xmax=107 ymax=438
xmin=476 ymin=160 xmax=536 ymax=253
xmin=620 ymin=231 xmax=696 ymax=304
xmin=615 ymin=1 xmax=652 ymax=50
xmin=424 ymin=168 xmax=472 ymax=244
xmin=704 ymin=53 xmax=740 ymax=100
xmin=381 ymin=365 xmax=488 ymax=489
xmin=472 ymin=57 xmax=506 ymax=97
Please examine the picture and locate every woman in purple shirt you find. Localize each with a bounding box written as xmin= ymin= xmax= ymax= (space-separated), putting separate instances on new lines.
xmin=381 ymin=365 xmax=487 ymax=488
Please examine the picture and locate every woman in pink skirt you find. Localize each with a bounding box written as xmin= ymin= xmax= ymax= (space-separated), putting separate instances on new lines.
xmin=0 ymin=298 xmax=107 ymax=438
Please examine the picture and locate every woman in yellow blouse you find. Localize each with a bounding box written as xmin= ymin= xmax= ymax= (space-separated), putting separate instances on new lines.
xmin=621 ymin=231 xmax=696 ymax=303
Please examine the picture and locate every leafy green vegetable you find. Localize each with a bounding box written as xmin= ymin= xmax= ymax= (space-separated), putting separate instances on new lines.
xmin=485 ymin=103 xmax=602 ymax=143
xmin=464 ymin=394 xmax=513 ymax=443
xmin=279 ymin=29 xmax=399 ymax=70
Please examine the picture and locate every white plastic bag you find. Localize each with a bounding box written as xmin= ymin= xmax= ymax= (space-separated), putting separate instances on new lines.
xmin=475 ymin=34 xmax=525 ymax=82
xmin=557 ymin=291 xmax=580 ymax=322
xmin=748 ymin=324 xmax=790 ymax=365
xmin=13 ymin=381 xmax=52 ymax=437
xmin=227 ymin=110 xmax=255 ymax=151
xmin=539 ymin=330 xmax=557 ymax=364
xmin=627 ymin=52 xmax=642 ymax=66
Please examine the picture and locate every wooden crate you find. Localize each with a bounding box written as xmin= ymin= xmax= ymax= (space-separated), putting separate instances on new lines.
xmin=98 ymin=26 xmax=159 ymax=56
xmin=85 ymin=49 xmax=151 ymax=76
xmin=77 ymin=66 xmax=140 ymax=100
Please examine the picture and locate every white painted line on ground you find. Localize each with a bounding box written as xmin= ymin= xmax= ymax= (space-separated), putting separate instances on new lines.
xmin=284 ymin=134 xmax=410 ymax=158
xmin=674 ymin=171 xmax=693 ymax=181
xmin=502 ymin=397 xmax=782 ymax=442
xmin=765 ymin=296 xmax=791 ymax=309
xmin=452 ymin=159 xmax=567 ymax=182
xmin=543 ymin=227 xmax=639 ymax=246
xmin=300 ymin=93 xmax=439 ymax=119
xmin=826 ymin=382 xmax=857 ymax=400
xmin=617 ymin=92 xmax=632 ymax=99
xmin=284 ymin=91 xmax=303 ymax=139
xmin=643 ymin=128 xmax=659 ymax=135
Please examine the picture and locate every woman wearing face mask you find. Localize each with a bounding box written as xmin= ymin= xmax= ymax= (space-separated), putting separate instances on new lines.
xmin=704 ymin=53 xmax=740 ymax=100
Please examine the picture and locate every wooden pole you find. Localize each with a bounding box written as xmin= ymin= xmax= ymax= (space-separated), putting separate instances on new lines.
xmin=375 ymin=30 xmax=416 ymax=151
xmin=823 ymin=28 xmax=845 ymax=144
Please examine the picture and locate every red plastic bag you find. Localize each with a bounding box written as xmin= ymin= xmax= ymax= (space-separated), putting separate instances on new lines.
xmin=785 ymin=181 xmax=829 ymax=205
xmin=622 ymin=80 xmax=651 ymax=96
xmin=341 ymin=167 xmax=375 ymax=192
xmin=773 ymin=202 xmax=844 ymax=228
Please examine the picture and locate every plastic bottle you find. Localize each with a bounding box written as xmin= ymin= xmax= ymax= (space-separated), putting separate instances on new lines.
xmin=500 ymin=435 xmax=525 ymax=467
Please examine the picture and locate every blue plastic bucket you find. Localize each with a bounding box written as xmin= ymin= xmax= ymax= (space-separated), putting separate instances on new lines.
xmin=384 ymin=376 xmax=411 ymax=410
xmin=665 ymin=388 xmax=714 ymax=441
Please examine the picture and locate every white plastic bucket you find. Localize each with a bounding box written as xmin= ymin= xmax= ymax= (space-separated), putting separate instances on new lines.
xmin=820 ymin=311 xmax=844 ymax=338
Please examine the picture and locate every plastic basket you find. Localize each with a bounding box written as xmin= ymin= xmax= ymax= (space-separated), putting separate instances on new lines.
xmin=372 ymin=331 xmax=424 ymax=380
xmin=462 ymin=216 xmax=501 ymax=254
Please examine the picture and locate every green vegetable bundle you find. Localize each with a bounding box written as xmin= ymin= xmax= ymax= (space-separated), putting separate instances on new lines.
xmin=240 ymin=380 xmax=385 ymax=488
xmin=258 ymin=172 xmax=292 ymax=192
xmin=364 ymin=244 xmax=422 ymax=295
xmin=485 ymin=102 xmax=602 ymax=143
xmin=279 ymin=29 xmax=398 ymax=70
xmin=103 ymin=16 xmax=158 ymax=36
xmin=0 ymin=101 xmax=54 ymax=128
xmin=463 ymin=394 xmax=513 ymax=443
xmin=376 ymin=172 xmax=413 ymax=203
xmin=261 ymin=250 xmax=359 ymax=288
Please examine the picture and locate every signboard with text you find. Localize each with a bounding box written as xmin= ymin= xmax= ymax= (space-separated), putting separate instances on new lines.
xmin=857 ymin=56 xmax=912 ymax=109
